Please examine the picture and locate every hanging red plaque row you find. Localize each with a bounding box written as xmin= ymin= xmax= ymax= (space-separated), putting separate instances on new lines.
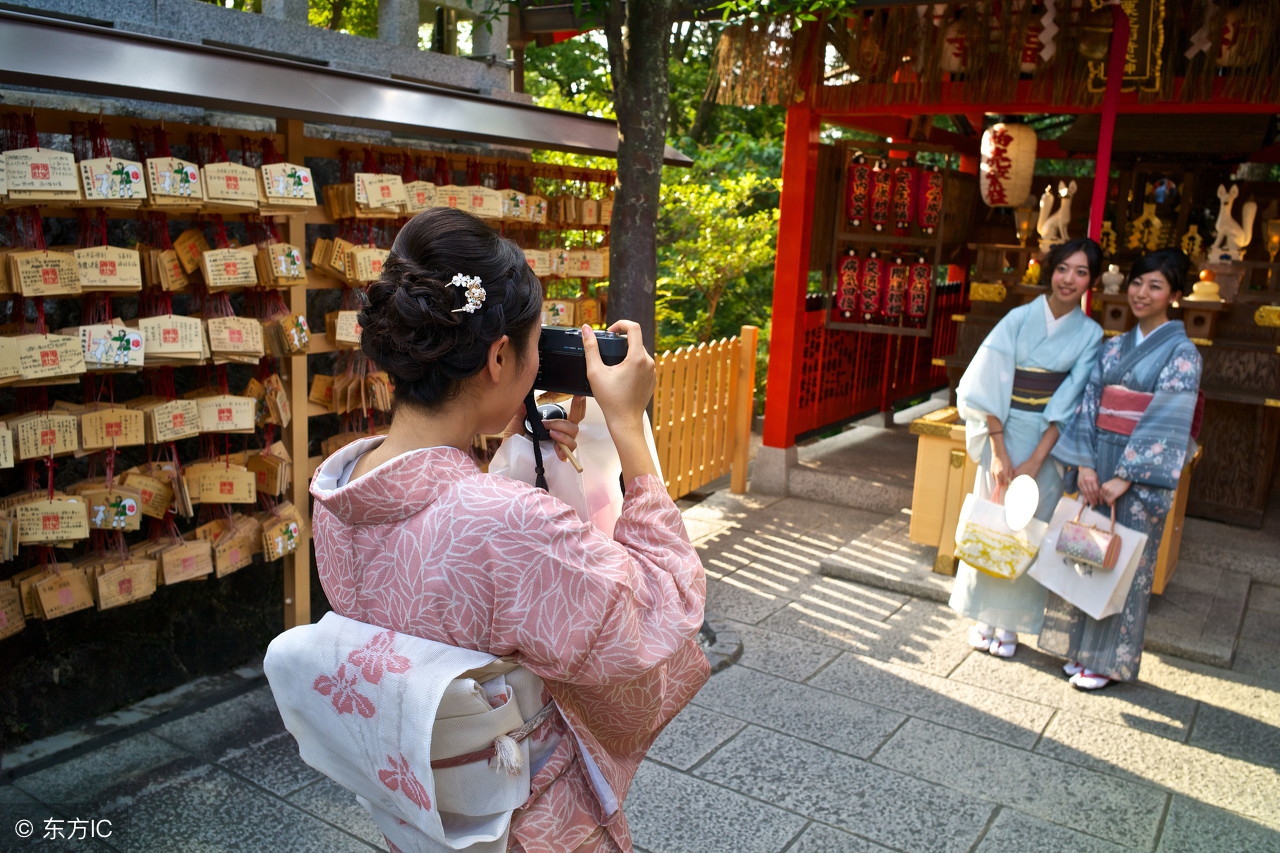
xmin=869 ymin=165 xmax=892 ymax=232
xmin=907 ymin=259 xmax=932 ymax=319
xmin=883 ymin=257 xmax=910 ymax=319
xmin=845 ymin=154 xmax=873 ymax=227
xmin=837 ymin=252 xmax=861 ymax=312
xmin=859 ymin=252 xmax=885 ymax=319
xmin=918 ymin=166 xmax=944 ymax=235
xmin=891 ymin=163 xmax=919 ymax=237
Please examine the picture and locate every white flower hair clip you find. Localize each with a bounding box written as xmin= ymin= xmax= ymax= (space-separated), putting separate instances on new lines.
xmin=450 ymin=273 xmax=486 ymax=314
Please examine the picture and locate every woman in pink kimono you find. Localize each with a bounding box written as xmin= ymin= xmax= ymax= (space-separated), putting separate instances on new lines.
xmin=309 ymin=208 xmax=709 ymax=852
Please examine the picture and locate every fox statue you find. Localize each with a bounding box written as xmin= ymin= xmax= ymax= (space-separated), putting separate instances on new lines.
xmin=1037 ymin=180 xmax=1077 ymax=248
xmin=1208 ymin=184 xmax=1257 ymax=262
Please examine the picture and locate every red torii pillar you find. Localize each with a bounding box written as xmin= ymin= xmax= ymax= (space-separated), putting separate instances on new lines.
xmin=758 ymin=102 xmax=819 ymax=492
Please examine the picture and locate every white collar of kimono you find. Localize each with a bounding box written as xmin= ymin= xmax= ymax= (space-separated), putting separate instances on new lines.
xmin=1041 ymin=294 xmax=1068 ymax=334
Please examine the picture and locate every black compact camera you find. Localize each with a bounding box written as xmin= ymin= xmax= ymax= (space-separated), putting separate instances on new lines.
xmin=535 ymin=326 xmax=627 ymax=396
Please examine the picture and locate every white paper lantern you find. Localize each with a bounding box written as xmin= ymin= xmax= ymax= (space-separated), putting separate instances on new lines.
xmin=940 ymin=20 xmax=969 ymax=74
xmin=980 ymin=123 xmax=1037 ymax=207
xmin=1217 ymin=8 xmax=1264 ymax=68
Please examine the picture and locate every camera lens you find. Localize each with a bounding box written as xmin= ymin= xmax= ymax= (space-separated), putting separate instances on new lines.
xmin=524 ymin=403 xmax=567 ymax=440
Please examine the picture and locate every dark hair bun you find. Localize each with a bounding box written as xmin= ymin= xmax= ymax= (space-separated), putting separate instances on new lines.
xmin=357 ymin=208 xmax=542 ymax=408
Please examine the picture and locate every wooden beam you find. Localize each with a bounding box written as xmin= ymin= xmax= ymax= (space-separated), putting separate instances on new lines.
xmin=818 ymin=78 xmax=1280 ymax=118
xmin=278 ymin=116 xmax=312 ymax=630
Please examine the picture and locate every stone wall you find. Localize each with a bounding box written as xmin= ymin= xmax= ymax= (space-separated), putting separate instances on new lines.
xmin=4 ymin=0 xmax=520 ymax=101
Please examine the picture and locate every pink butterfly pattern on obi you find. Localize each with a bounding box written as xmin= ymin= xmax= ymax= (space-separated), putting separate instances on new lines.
xmin=347 ymin=629 xmax=412 ymax=685
xmin=378 ymin=754 xmax=433 ymax=811
xmin=312 ymin=663 xmax=376 ymax=718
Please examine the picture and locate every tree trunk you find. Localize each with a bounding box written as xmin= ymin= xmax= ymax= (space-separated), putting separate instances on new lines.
xmin=603 ymin=0 xmax=676 ymax=353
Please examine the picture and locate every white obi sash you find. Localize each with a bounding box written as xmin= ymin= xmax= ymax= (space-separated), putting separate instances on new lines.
xmin=264 ymin=612 xmax=552 ymax=852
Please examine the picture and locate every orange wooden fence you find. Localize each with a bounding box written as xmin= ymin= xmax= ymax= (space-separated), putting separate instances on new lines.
xmin=652 ymin=326 xmax=759 ymax=500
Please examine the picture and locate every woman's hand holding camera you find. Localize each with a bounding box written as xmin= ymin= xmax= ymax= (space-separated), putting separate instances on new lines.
xmin=582 ymin=321 xmax=658 ymax=481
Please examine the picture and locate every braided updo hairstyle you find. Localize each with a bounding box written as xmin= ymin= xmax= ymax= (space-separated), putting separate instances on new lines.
xmin=358 ymin=208 xmax=542 ymax=409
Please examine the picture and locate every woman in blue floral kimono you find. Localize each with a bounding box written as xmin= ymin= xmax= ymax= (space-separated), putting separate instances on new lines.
xmin=949 ymin=239 xmax=1104 ymax=658
xmin=1041 ymin=248 xmax=1202 ymax=690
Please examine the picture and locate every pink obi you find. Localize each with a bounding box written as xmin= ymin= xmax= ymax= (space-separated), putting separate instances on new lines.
xmin=1096 ymin=385 xmax=1154 ymax=436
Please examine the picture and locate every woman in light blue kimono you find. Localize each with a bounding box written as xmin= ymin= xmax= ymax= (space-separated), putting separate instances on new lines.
xmin=950 ymin=238 xmax=1104 ymax=658
xmin=1041 ymin=248 xmax=1202 ymax=690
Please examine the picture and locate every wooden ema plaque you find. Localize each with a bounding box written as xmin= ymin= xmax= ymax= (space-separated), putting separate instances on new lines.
xmin=14 ymin=411 xmax=79 ymax=460
xmin=4 ymin=148 xmax=80 ymax=201
xmin=74 ymin=247 xmax=143 ymax=292
xmin=79 ymin=157 xmax=147 ymax=204
xmin=193 ymin=394 xmax=257 ymax=434
xmin=261 ymin=162 xmax=317 ymax=205
xmin=16 ymin=498 xmax=89 ymax=545
xmin=207 ymin=317 xmax=265 ymax=357
xmin=9 ymin=251 xmax=81 ymax=298
xmin=403 ymin=181 xmax=436 ymax=212
xmin=137 ymin=315 xmax=204 ymax=358
xmin=13 ymin=334 xmax=86 ymax=381
xmin=201 ymin=162 xmax=259 ymax=208
xmin=95 ymin=559 xmax=158 ymax=611
xmin=80 ymin=406 xmax=146 ymax=451
xmin=201 ymin=248 xmax=259 ymax=291
xmin=145 ymin=157 xmax=204 ymax=204
xmin=355 ymin=173 xmax=408 ymax=210
xmin=80 ymin=324 xmax=144 ymax=371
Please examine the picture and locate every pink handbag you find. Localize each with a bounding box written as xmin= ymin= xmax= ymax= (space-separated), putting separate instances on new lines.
xmin=1055 ymin=503 xmax=1121 ymax=572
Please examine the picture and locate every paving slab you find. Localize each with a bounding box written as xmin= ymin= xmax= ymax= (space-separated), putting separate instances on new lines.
xmin=789 ymin=425 xmax=920 ymax=512
xmin=627 ymin=761 xmax=808 ymax=853
xmin=1156 ymin=795 xmax=1280 ymax=853
xmin=1186 ymin=701 xmax=1280 ymax=771
xmin=216 ymin=728 xmax=322 ymax=797
xmin=755 ymin=594 xmax=907 ymax=657
xmin=705 ymin=574 xmax=793 ymax=625
xmin=149 ymin=684 xmax=285 ymax=758
xmin=718 ymin=618 xmax=842 ymax=681
xmin=873 ymin=718 xmax=1168 ymax=849
xmin=1230 ymin=635 xmax=1280 ymax=682
xmin=643 ymin=703 xmax=746 ymax=772
xmin=819 ymin=515 xmax=955 ymax=602
xmin=822 ymin=523 xmax=1251 ymax=671
xmin=94 ymin=763 xmax=377 ymax=853
xmin=1249 ymin=582 xmax=1280 ymax=614
xmin=948 ymin=647 xmax=1198 ymax=742
xmin=694 ymin=726 xmax=994 ymax=853
xmin=1035 ymin=711 xmax=1280 ymax=827
xmin=11 ymin=733 xmax=192 ymax=806
xmin=785 ymin=822 xmax=898 ymax=852
xmin=286 ymin=777 xmax=387 ymax=849
xmin=0 ymin=664 xmax=263 ymax=775
xmin=808 ymin=653 xmax=1055 ymax=749
xmin=975 ymin=807 xmax=1133 ymax=853
xmin=689 ymin=665 xmax=903 ymax=760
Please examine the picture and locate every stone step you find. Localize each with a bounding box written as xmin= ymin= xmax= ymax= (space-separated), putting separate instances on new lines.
xmin=819 ymin=517 xmax=1251 ymax=669
xmin=786 ymin=465 xmax=915 ymax=513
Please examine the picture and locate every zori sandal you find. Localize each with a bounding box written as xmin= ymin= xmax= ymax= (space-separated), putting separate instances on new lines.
xmin=967 ymin=622 xmax=995 ymax=651
xmin=1063 ymin=660 xmax=1084 ymax=678
xmin=988 ymin=628 xmax=1017 ymax=658
xmin=1070 ymin=670 xmax=1112 ymax=691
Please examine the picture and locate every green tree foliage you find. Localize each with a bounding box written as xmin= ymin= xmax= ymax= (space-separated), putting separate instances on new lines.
xmin=308 ymin=0 xmax=379 ymax=36
xmin=526 ymin=21 xmax=786 ymax=358
xmin=655 ymin=169 xmax=778 ymax=351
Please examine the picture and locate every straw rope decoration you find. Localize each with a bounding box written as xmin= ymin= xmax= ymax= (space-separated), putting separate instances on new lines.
xmin=707 ymin=1 xmax=1280 ymax=114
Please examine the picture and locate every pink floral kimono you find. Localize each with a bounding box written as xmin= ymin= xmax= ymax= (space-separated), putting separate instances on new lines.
xmin=310 ymin=438 xmax=709 ymax=852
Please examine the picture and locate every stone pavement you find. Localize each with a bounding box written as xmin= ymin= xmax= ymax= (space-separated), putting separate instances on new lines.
xmin=4 ymin=429 xmax=1280 ymax=852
